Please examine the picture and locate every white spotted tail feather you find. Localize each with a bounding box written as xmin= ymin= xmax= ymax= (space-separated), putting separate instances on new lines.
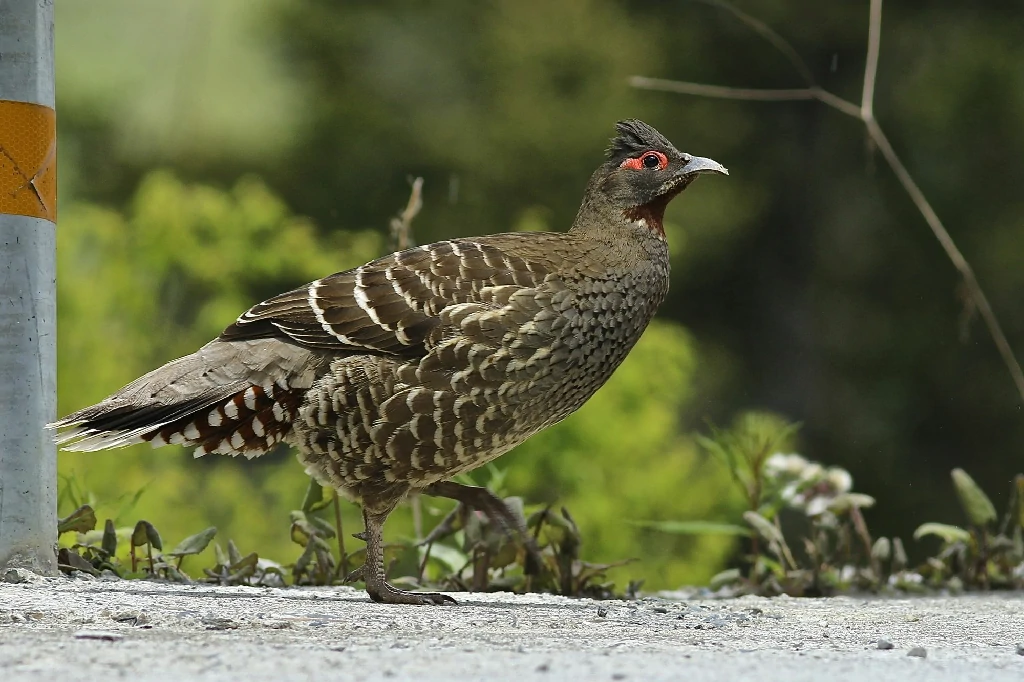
xmin=48 ymin=337 xmax=325 ymax=459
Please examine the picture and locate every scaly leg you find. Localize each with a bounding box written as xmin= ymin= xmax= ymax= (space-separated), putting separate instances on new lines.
xmin=359 ymin=505 xmax=457 ymax=605
xmin=423 ymin=481 xmax=544 ymax=575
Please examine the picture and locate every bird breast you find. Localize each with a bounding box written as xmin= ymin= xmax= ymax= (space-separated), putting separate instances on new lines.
xmin=291 ymin=242 xmax=670 ymax=506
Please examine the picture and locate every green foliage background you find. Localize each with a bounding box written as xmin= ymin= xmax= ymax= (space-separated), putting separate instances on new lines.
xmin=53 ymin=0 xmax=1024 ymax=585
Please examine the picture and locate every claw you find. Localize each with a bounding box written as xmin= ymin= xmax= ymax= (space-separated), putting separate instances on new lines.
xmin=367 ymin=583 xmax=458 ymax=606
xmin=358 ymin=504 xmax=459 ymax=605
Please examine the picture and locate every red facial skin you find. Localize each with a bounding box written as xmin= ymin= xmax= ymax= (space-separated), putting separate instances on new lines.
xmin=619 ymin=150 xmax=668 ymax=171
xmin=619 ymin=150 xmax=673 ymax=237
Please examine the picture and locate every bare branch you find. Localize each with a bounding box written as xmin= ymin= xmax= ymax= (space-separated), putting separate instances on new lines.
xmin=813 ymin=89 xmax=863 ymax=119
xmin=630 ymin=1 xmax=1024 ymax=404
xmin=629 ymin=76 xmax=815 ymax=102
xmin=864 ymin=118 xmax=1024 ymax=399
xmin=629 ymin=77 xmax=861 ymax=119
xmin=860 ymin=0 xmax=884 ymax=120
xmin=389 ymin=176 xmax=424 ymax=251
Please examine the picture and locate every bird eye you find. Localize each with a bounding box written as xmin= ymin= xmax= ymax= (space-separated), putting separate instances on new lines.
xmin=618 ymin=150 xmax=669 ymax=171
xmin=641 ymin=152 xmax=663 ymax=169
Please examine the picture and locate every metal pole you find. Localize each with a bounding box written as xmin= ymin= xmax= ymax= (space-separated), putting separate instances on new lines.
xmin=0 ymin=0 xmax=57 ymax=574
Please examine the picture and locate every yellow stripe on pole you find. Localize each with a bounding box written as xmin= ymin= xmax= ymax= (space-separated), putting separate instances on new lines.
xmin=0 ymin=99 xmax=56 ymax=223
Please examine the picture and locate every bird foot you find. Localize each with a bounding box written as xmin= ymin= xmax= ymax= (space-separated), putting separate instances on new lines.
xmin=366 ymin=580 xmax=457 ymax=606
xmin=422 ymin=481 xmax=546 ymax=576
xmin=357 ymin=505 xmax=458 ymax=605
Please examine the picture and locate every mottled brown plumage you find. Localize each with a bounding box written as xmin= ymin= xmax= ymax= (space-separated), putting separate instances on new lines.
xmin=49 ymin=120 xmax=727 ymax=604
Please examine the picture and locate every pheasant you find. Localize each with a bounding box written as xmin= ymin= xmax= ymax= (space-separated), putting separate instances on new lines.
xmin=50 ymin=120 xmax=727 ymax=604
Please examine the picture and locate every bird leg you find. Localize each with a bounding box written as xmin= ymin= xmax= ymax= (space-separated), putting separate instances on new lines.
xmin=422 ymin=481 xmax=545 ymax=576
xmin=359 ymin=506 xmax=457 ymax=605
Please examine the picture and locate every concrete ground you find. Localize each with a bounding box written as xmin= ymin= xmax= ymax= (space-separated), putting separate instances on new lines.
xmin=1 ymin=571 xmax=1022 ymax=681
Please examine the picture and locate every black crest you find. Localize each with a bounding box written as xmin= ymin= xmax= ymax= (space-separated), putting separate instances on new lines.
xmin=606 ymin=119 xmax=676 ymax=162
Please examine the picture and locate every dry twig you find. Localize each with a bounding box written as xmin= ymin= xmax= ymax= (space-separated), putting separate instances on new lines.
xmin=390 ymin=176 xmax=424 ymax=252
xmin=631 ymin=0 xmax=1024 ymax=403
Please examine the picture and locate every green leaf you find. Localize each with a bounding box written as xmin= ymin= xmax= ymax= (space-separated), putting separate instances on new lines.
xmin=131 ymin=520 xmax=161 ymax=549
xmin=145 ymin=522 xmax=163 ymax=550
xmin=418 ymin=543 xmax=468 ymax=574
xmin=628 ymin=520 xmax=751 ymax=536
xmin=230 ymin=551 xmax=259 ymax=571
xmin=57 ymin=548 xmax=100 ymax=576
xmin=951 ymin=468 xmax=997 ymax=526
xmin=227 ymin=539 xmax=243 ymax=566
xmin=892 ymin=537 xmax=908 ymax=570
xmin=101 ymin=519 xmax=118 ymax=556
xmin=305 ymin=514 xmax=337 ymax=539
xmin=871 ymin=537 xmax=891 ymax=562
xmin=829 ymin=493 xmax=876 ymax=512
xmin=743 ymin=511 xmax=784 ymax=545
xmin=164 ymin=564 xmax=190 ymax=583
xmin=753 ymin=554 xmax=786 ymax=579
xmin=290 ymin=522 xmax=311 ymax=548
xmin=294 ymin=538 xmax=317 ymax=574
xmin=228 ymin=552 xmax=259 ymax=581
xmin=58 ymin=505 xmax=97 ymax=535
xmin=301 ymin=479 xmax=334 ymax=513
xmin=166 ymin=527 xmax=217 ymax=557
xmin=290 ymin=510 xmax=336 ymax=540
xmin=913 ymin=522 xmax=971 ymax=544
xmin=709 ymin=568 xmax=742 ymax=590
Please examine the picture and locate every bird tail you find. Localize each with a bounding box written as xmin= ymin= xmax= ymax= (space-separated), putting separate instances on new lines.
xmin=48 ymin=339 xmax=324 ymax=459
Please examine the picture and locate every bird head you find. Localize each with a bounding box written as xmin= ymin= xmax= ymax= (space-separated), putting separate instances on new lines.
xmin=579 ymin=119 xmax=728 ymax=238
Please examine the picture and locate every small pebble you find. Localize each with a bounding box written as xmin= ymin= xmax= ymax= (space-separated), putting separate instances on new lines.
xmin=877 ymin=639 xmax=895 ymax=650
xmin=3 ymin=568 xmax=39 ymax=584
xmin=652 ymin=606 xmax=668 ymax=614
xmin=597 ymin=606 xmax=608 ymax=618
xmin=536 ymin=663 xmax=550 ymax=673
xmin=202 ymin=617 xmax=238 ymax=631
xmin=74 ymin=630 xmax=122 ymax=642
xmin=112 ymin=611 xmax=150 ymax=626
xmin=907 ymin=647 xmax=927 ymax=658
xmin=695 ymin=617 xmax=727 ymax=630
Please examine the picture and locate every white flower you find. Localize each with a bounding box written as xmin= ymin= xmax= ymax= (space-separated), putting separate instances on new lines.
xmin=765 ymin=453 xmax=809 ymax=477
xmin=824 ymin=467 xmax=853 ymax=495
xmin=805 ymin=496 xmax=831 ymax=516
xmin=799 ymin=462 xmax=825 ymax=483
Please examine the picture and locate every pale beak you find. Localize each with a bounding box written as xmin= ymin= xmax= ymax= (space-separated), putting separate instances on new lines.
xmin=679 ymin=155 xmax=729 ymax=177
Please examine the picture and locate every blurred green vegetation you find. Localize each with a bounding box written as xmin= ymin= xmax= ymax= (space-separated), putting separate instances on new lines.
xmin=53 ymin=0 xmax=1024 ymax=587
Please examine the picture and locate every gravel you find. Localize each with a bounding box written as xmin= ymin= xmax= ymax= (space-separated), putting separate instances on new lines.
xmin=2 ymin=576 xmax=1023 ymax=681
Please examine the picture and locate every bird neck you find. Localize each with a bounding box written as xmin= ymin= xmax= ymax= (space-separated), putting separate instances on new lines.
xmin=569 ymin=189 xmax=668 ymax=254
